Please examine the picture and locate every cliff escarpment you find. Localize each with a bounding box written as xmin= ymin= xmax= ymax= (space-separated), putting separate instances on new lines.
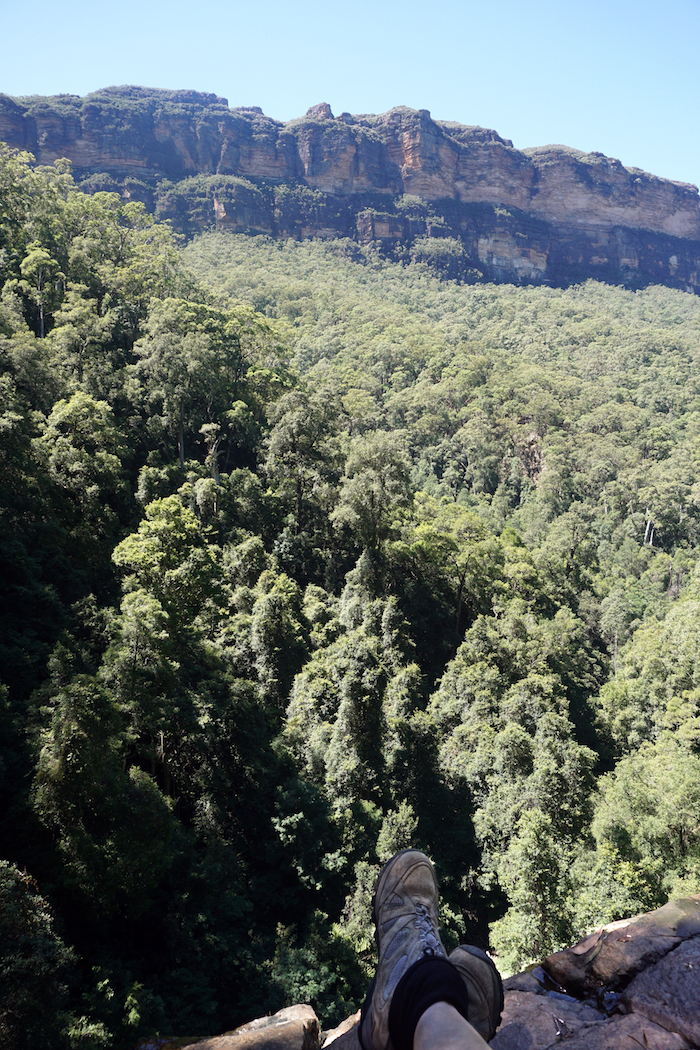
xmin=2 ymin=85 xmax=699 ymax=292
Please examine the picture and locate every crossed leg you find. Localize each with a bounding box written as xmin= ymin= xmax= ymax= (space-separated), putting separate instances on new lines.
xmin=414 ymin=1002 xmax=491 ymax=1050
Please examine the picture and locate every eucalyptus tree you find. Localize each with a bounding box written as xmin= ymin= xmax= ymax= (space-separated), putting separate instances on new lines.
xmin=132 ymin=297 xmax=291 ymax=473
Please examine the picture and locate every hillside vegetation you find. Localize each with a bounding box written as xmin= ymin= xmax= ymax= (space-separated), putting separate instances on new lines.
xmin=2 ymin=145 xmax=700 ymax=1048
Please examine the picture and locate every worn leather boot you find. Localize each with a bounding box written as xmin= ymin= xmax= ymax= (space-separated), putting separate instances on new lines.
xmin=360 ymin=849 xmax=446 ymax=1050
xmin=448 ymin=944 xmax=504 ymax=1042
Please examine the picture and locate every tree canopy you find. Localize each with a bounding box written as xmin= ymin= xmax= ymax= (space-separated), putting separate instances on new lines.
xmin=2 ymin=145 xmax=700 ymax=1043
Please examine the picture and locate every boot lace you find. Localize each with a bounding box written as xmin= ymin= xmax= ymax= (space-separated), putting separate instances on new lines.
xmin=414 ymin=903 xmax=445 ymax=956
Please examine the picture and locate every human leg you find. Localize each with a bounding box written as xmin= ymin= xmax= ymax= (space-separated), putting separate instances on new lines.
xmin=414 ymin=1002 xmax=490 ymax=1050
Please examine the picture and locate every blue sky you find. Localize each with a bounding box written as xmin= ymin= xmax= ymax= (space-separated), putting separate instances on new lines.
xmin=2 ymin=0 xmax=699 ymax=187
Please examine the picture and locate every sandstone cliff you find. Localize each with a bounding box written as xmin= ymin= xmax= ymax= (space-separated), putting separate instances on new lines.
xmin=2 ymin=86 xmax=700 ymax=293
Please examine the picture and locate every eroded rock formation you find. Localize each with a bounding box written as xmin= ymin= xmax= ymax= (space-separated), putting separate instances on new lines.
xmin=2 ymin=86 xmax=700 ymax=292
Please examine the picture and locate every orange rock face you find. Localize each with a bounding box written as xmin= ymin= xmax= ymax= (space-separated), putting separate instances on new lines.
xmin=2 ymin=88 xmax=700 ymax=292
xmin=3 ymin=91 xmax=697 ymax=237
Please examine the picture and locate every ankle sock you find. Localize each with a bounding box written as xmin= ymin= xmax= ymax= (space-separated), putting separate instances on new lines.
xmin=387 ymin=956 xmax=471 ymax=1050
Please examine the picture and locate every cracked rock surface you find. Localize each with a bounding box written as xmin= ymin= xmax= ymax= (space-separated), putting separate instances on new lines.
xmin=493 ymin=894 xmax=700 ymax=1050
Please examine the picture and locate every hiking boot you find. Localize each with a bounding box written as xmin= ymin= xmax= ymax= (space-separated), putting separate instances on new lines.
xmin=360 ymin=849 xmax=446 ymax=1050
xmin=448 ymin=945 xmax=504 ymax=1042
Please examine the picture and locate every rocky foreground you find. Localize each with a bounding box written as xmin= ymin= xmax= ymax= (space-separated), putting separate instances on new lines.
xmin=150 ymin=894 xmax=700 ymax=1050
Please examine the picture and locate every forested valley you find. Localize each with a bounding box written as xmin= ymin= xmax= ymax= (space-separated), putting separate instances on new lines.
xmin=3 ymin=144 xmax=700 ymax=1049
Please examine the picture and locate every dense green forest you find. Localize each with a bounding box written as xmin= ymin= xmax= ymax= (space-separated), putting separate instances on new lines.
xmin=2 ymin=143 xmax=700 ymax=1048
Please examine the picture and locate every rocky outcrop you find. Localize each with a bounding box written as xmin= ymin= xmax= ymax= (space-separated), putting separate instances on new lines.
xmin=137 ymin=1004 xmax=321 ymax=1050
xmin=543 ymin=896 xmax=700 ymax=997
xmin=519 ymin=894 xmax=700 ymax=1049
xmin=140 ymin=896 xmax=700 ymax=1050
xmin=190 ymin=1005 xmax=320 ymax=1050
xmin=322 ymin=895 xmax=700 ymax=1050
xmin=2 ymin=86 xmax=700 ymax=293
